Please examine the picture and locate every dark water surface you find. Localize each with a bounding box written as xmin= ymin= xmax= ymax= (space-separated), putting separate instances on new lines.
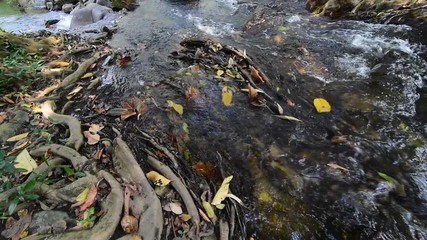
xmin=106 ymin=0 xmax=427 ymax=239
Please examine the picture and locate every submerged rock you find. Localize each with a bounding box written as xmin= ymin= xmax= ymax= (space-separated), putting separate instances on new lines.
xmin=70 ymin=3 xmax=112 ymax=28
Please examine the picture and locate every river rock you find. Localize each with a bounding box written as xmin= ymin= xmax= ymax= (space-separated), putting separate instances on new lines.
xmin=29 ymin=210 xmax=74 ymax=235
xmin=70 ymin=3 xmax=112 ymax=28
xmin=306 ymin=0 xmax=427 ymax=18
xmin=62 ymin=3 xmax=74 ymax=13
xmin=0 ymin=110 xmax=29 ymax=143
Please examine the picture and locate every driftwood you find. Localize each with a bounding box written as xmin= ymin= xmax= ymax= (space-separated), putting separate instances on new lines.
xmin=41 ymin=101 xmax=84 ymax=150
xmin=30 ymin=144 xmax=89 ymax=171
xmin=24 ymin=171 xmax=123 ymax=240
xmin=112 ymin=138 xmax=163 ymax=240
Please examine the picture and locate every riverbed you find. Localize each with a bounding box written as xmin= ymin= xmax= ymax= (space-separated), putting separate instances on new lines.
xmin=1 ymin=0 xmax=426 ymax=239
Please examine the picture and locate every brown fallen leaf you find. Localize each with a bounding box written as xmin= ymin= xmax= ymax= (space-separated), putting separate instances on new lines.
xmin=83 ymin=131 xmax=100 ymax=145
xmin=120 ymin=111 xmax=137 ymax=120
xmin=79 ymin=184 xmax=97 ymax=212
xmin=37 ymin=84 xmax=60 ymax=97
xmin=0 ymin=112 xmax=7 ymax=124
xmin=272 ymin=34 xmax=284 ymax=44
xmin=249 ymin=65 xmax=264 ymax=83
xmin=185 ymin=86 xmax=200 ymax=101
xmin=331 ymin=136 xmax=347 ymax=144
xmin=66 ymin=86 xmax=83 ymax=100
xmin=48 ymin=61 xmax=70 ymax=68
xmin=327 ymin=163 xmax=350 ymax=172
xmin=118 ymin=56 xmax=132 ymax=67
xmin=3 ymin=96 xmax=14 ymax=104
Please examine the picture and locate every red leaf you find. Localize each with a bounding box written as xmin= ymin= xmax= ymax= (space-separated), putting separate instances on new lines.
xmin=192 ymin=162 xmax=216 ymax=179
xmin=79 ymin=184 xmax=97 ymax=212
xmin=118 ymin=56 xmax=132 ymax=67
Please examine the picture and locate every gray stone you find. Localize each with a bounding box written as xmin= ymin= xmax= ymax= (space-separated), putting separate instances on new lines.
xmin=0 ymin=110 xmax=29 ymax=143
xmin=62 ymin=3 xmax=74 ymax=13
xmin=70 ymin=3 xmax=112 ymax=28
xmin=29 ymin=211 xmax=74 ymax=235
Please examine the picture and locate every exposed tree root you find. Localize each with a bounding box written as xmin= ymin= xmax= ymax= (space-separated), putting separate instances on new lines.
xmin=112 ymin=138 xmax=163 ymax=240
xmin=56 ymin=174 xmax=99 ymax=201
xmin=24 ymin=171 xmax=123 ymax=240
xmin=41 ymin=101 xmax=84 ymax=150
xmin=30 ymin=144 xmax=89 ymax=171
xmin=146 ymin=154 xmax=201 ymax=228
xmin=60 ymin=53 xmax=101 ymax=89
xmin=27 ymin=157 xmax=66 ymax=182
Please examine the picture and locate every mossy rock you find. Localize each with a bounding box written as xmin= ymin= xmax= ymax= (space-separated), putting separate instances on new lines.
xmin=111 ymin=0 xmax=135 ymax=10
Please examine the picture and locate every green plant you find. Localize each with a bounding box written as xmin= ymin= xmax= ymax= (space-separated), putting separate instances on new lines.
xmin=0 ymin=150 xmax=17 ymax=177
xmin=0 ymin=47 xmax=42 ymax=92
xmin=7 ymin=179 xmax=39 ymax=215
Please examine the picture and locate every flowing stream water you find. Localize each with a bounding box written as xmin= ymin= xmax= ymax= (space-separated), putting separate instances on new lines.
xmin=1 ymin=0 xmax=427 ymax=239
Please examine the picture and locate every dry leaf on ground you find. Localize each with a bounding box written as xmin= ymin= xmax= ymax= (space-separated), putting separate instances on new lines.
xmin=78 ymin=184 xmax=97 ymax=212
xmin=6 ymin=132 xmax=29 ymax=142
xmin=15 ymin=149 xmax=37 ymax=175
xmin=146 ymin=171 xmax=171 ymax=186
xmin=327 ymin=163 xmax=349 ymax=172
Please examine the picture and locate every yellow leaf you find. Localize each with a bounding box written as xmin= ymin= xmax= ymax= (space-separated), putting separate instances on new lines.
xmin=81 ymin=72 xmax=94 ymax=79
xmin=313 ymin=98 xmax=331 ymax=113
xmin=180 ymin=214 xmax=192 ymax=222
xmin=202 ymin=201 xmax=216 ymax=220
xmin=49 ymin=61 xmax=70 ymax=68
xmin=221 ymin=86 xmax=233 ymax=107
xmin=216 ymin=69 xmax=224 ymax=76
xmin=146 ymin=171 xmax=171 ymax=186
xmin=6 ymin=132 xmax=29 ymax=142
xmin=15 ymin=149 xmax=37 ymax=175
xmin=167 ymin=100 xmax=184 ymax=115
xmin=211 ymin=175 xmax=233 ymax=206
xmin=76 ymin=187 xmax=90 ymax=202
xmin=66 ymin=86 xmax=83 ymax=100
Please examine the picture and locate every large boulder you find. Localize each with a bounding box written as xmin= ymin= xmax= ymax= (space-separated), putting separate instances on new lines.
xmin=70 ymin=3 xmax=112 ymax=28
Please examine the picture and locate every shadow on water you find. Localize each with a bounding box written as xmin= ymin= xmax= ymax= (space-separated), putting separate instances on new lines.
xmin=102 ymin=0 xmax=427 ymax=239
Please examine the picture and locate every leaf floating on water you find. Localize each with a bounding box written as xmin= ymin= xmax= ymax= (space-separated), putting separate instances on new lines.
xmin=276 ymin=115 xmax=302 ymax=122
xmin=185 ymin=86 xmax=200 ymax=101
xmin=146 ymin=171 xmax=171 ymax=186
xmin=211 ymin=175 xmax=233 ymax=206
xmin=221 ymin=86 xmax=233 ymax=107
xmin=327 ymin=163 xmax=349 ymax=172
xmin=216 ymin=69 xmax=224 ymax=76
xmin=167 ymin=100 xmax=184 ymax=115
xmin=249 ymin=65 xmax=264 ymax=83
xmin=313 ymin=98 xmax=331 ymax=113
xmin=6 ymin=132 xmax=29 ymax=142
xmin=118 ymin=56 xmax=132 ymax=67
xmin=15 ymin=149 xmax=37 ymax=175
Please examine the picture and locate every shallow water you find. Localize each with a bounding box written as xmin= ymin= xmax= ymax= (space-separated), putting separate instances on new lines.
xmin=106 ymin=0 xmax=427 ymax=238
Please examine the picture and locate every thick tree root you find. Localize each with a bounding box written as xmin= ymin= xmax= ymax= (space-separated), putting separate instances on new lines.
xmin=24 ymin=171 xmax=123 ymax=240
xmin=113 ymin=138 xmax=163 ymax=240
xmin=146 ymin=154 xmax=201 ymax=227
xmin=41 ymin=101 xmax=84 ymax=151
xmin=60 ymin=53 xmax=101 ymax=89
xmin=30 ymin=144 xmax=89 ymax=171
xmin=27 ymin=157 xmax=66 ymax=182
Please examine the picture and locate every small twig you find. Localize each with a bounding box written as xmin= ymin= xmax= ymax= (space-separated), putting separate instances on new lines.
xmin=135 ymin=127 xmax=179 ymax=169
